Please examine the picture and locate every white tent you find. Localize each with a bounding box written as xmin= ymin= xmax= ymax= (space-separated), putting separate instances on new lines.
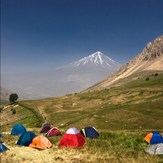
xmin=145 ymin=143 xmax=163 ymax=155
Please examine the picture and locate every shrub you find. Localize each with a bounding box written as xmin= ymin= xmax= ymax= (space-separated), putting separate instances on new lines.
xmin=9 ymin=93 xmax=18 ymax=103
xmin=154 ymin=73 xmax=158 ymax=77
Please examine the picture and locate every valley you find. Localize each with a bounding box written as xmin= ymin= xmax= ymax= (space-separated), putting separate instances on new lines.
xmin=1 ymin=71 xmax=163 ymax=162
xmin=1 ymin=36 xmax=163 ymax=162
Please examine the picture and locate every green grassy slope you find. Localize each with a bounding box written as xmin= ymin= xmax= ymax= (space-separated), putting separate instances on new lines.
xmin=1 ymin=72 xmax=163 ymax=162
xmin=0 ymin=103 xmax=44 ymax=132
xmin=1 ymin=71 xmax=161 ymax=132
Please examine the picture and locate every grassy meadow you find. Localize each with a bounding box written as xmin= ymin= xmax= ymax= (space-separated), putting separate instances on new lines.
xmin=0 ymin=71 xmax=163 ymax=162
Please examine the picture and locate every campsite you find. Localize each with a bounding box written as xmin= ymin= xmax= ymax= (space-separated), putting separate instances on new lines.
xmin=1 ymin=0 xmax=163 ymax=162
xmin=0 ymin=72 xmax=163 ymax=162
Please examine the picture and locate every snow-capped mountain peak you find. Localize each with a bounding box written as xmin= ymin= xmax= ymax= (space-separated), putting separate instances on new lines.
xmin=72 ymin=51 xmax=119 ymax=68
xmin=87 ymin=51 xmax=104 ymax=64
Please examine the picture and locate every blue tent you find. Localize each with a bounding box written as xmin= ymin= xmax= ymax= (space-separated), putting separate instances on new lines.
xmin=0 ymin=142 xmax=9 ymax=152
xmin=80 ymin=127 xmax=99 ymax=138
xmin=11 ymin=124 xmax=27 ymax=136
xmin=17 ymin=131 xmax=36 ymax=146
xmin=150 ymin=132 xmax=163 ymax=144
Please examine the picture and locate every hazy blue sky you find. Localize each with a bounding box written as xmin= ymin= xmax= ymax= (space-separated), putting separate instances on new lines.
xmin=1 ymin=0 xmax=163 ymax=74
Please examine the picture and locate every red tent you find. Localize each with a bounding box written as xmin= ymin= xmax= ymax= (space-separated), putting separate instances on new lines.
xmin=59 ymin=128 xmax=86 ymax=148
xmin=46 ymin=127 xmax=61 ymax=137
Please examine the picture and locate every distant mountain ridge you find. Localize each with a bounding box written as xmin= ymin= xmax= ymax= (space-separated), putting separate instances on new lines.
xmin=88 ymin=35 xmax=163 ymax=90
xmin=1 ymin=51 xmax=121 ymax=100
xmin=57 ymin=51 xmax=120 ymax=70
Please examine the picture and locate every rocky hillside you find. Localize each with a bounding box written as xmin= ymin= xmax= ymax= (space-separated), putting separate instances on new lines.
xmin=87 ymin=35 xmax=163 ymax=90
xmin=118 ymin=35 xmax=163 ymax=74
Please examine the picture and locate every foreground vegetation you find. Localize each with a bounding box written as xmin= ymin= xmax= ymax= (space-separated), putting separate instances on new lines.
xmin=0 ymin=71 xmax=163 ymax=162
xmin=1 ymin=130 xmax=163 ymax=163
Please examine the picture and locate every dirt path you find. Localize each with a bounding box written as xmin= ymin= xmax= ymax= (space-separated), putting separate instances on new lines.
xmin=37 ymin=106 xmax=47 ymax=123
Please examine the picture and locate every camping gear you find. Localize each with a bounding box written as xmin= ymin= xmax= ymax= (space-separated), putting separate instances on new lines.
xmin=0 ymin=142 xmax=9 ymax=152
xmin=40 ymin=123 xmax=53 ymax=133
xmin=29 ymin=135 xmax=52 ymax=150
xmin=145 ymin=143 xmax=163 ymax=155
xmin=144 ymin=132 xmax=163 ymax=144
xmin=59 ymin=128 xmax=86 ymax=148
xmin=16 ymin=131 xmax=36 ymax=146
xmin=46 ymin=127 xmax=61 ymax=137
xmin=80 ymin=127 xmax=99 ymax=138
xmin=11 ymin=124 xmax=27 ymax=135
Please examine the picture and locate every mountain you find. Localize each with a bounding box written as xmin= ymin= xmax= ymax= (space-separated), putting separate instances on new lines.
xmin=1 ymin=51 xmax=121 ymax=99
xmin=69 ymin=51 xmax=120 ymax=68
xmin=87 ymin=36 xmax=163 ymax=91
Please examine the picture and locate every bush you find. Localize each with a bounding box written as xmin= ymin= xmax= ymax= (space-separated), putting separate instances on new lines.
xmin=9 ymin=93 xmax=18 ymax=103
xmin=154 ymin=73 xmax=158 ymax=77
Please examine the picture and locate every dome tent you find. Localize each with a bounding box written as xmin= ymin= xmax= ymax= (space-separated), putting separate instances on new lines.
xmin=11 ymin=124 xmax=27 ymax=136
xmin=29 ymin=135 xmax=52 ymax=150
xmin=80 ymin=127 xmax=99 ymax=138
xmin=144 ymin=132 xmax=163 ymax=144
xmin=0 ymin=142 xmax=9 ymax=152
xmin=59 ymin=128 xmax=86 ymax=148
xmin=145 ymin=143 xmax=163 ymax=155
xmin=16 ymin=131 xmax=36 ymax=146
xmin=40 ymin=123 xmax=53 ymax=133
xmin=46 ymin=127 xmax=61 ymax=137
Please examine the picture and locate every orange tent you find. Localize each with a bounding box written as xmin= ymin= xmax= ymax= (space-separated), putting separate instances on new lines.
xmin=29 ymin=135 xmax=52 ymax=150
